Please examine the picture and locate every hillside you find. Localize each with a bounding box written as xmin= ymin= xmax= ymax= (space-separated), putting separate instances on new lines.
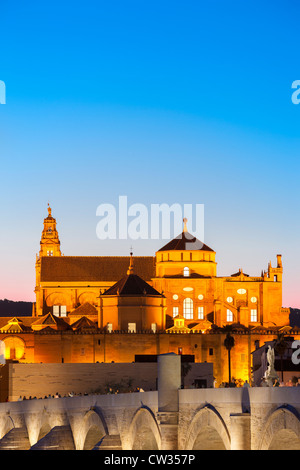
xmin=290 ymin=308 xmax=300 ymax=328
xmin=0 ymin=299 xmax=33 ymax=317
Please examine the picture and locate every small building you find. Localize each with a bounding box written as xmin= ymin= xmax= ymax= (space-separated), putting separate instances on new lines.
xmin=252 ymin=334 xmax=300 ymax=386
xmin=99 ymin=253 xmax=166 ymax=332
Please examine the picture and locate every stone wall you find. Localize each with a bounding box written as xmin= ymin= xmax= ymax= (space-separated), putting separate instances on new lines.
xmin=2 ymin=330 xmax=299 ymax=387
xmin=1 ymin=361 xmax=213 ymax=402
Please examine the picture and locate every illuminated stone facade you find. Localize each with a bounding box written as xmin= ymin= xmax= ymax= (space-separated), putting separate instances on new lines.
xmin=0 ymin=206 xmax=297 ymax=386
xmin=34 ymin=207 xmax=289 ymax=329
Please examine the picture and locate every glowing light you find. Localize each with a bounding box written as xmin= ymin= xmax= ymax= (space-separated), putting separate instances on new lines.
xmin=237 ymin=289 xmax=246 ymax=294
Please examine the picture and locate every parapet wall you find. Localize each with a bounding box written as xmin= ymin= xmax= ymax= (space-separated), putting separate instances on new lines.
xmin=0 ymin=361 xmax=213 ymax=402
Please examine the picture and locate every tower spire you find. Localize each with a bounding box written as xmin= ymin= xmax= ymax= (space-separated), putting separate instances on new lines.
xmin=39 ymin=204 xmax=61 ymax=257
xmin=127 ymin=248 xmax=134 ymax=275
xmin=183 ymin=217 xmax=188 ymax=233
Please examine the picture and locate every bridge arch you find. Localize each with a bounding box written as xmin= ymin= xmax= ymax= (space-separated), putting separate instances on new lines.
xmin=0 ymin=414 xmax=14 ymax=439
xmin=126 ymin=407 xmax=161 ymax=450
xmin=259 ymin=406 xmax=300 ymax=450
xmin=81 ymin=409 xmax=107 ymax=450
xmin=27 ymin=408 xmax=70 ymax=449
xmin=68 ymin=408 xmax=108 ymax=450
xmin=184 ymin=405 xmax=231 ymax=450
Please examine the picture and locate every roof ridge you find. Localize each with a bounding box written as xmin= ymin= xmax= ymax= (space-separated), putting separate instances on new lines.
xmin=42 ymin=255 xmax=155 ymax=259
xmin=102 ymin=273 xmax=162 ymax=296
xmin=158 ymin=230 xmax=214 ymax=252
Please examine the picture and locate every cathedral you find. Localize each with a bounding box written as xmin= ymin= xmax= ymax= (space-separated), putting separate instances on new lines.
xmin=0 ymin=205 xmax=297 ymax=386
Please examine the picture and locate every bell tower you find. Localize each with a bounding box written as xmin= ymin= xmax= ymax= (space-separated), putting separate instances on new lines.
xmin=34 ymin=205 xmax=62 ymax=317
xmin=39 ymin=204 xmax=61 ymax=258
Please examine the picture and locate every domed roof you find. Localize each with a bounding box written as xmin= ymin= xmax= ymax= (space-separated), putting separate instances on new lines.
xmin=101 ymin=253 xmax=163 ymax=297
xmin=158 ymin=230 xmax=214 ymax=252
xmin=102 ymin=273 xmax=162 ymax=297
xmin=158 ymin=218 xmax=214 ymax=252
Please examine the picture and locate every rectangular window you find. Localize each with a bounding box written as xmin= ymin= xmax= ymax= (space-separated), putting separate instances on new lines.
xmin=53 ymin=305 xmax=67 ymax=317
xmin=128 ymin=322 xmax=136 ymax=333
xmin=184 ymin=312 xmax=193 ymax=320
xmin=173 ymin=306 xmax=179 ymax=317
xmin=227 ymin=309 xmax=233 ymax=322
xmin=53 ymin=305 xmax=60 ymax=316
xmin=198 ymin=306 xmax=204 ymax=320
xmin=274 ymin=275 xmax=277 ymax=282
xmin=209 ymin=348 xmax=214 ymax=356
xmin=60 ymin=306 xmax=67 ymax=317
xmin=251 ymin=309 xmax=257 ymax=322
xmin=183 ymin=298 xmax=193 ymax=319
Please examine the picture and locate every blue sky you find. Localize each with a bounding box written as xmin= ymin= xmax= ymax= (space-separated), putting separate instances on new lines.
xmin=0 ymin=1 xmax=299 ymax=306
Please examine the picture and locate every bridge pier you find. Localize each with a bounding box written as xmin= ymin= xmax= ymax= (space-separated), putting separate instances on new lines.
xmin=30 ymin=425 xmax=75 ymax=450
xmin=0 ymin=427 xmax=31 ymax=450
xmin=157 ymin=353 xmax=181 ymax=450
xmin=230 ymin=413 xmax=251 ymax=450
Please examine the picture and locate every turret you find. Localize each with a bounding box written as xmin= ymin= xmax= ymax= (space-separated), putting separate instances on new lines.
xmin=39 ymin=204 xmax=62 ymax=258
xmin=267 ymin=254 xmax=283 ymax=283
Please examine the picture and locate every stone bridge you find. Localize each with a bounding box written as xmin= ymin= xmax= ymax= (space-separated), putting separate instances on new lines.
xmin=0 ymin=354 xmax=299 ymax=450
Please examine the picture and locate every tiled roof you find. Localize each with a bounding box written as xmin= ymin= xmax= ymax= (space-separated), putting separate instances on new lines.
xmin=69 ymin=302 xmax=98 ymax=316
xmin=0 ymin=317 xmax=32 ymax=333
xmin=102 ymin=274 xmax=163 ymax=297
xmin=31 ymin=312 xmax=71 ymax=330
xmin=40 ymin=256 xmax=156 ymax=282
xmin=158 ymin=231 xmax=214 ymax=252
xmin=231 ymin=270 xmax=249 ymax=277
xmin=0 ymin=316 xmax=35 ymax=329
xmin=71 ymin=316 xmax=97 ymax=330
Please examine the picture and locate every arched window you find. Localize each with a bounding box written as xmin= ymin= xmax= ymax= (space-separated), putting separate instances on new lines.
xmin=183 ymin=298 xmax=193 ymax=319
xmin=183 ymin=266 xmax=190 ymax=277
xmin=3 ymin=336 xmax=25 ymax=360
xmin=227 ymin=309 xmax=233 ymax=322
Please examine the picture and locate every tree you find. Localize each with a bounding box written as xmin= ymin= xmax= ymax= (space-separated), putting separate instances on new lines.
xmin=181 ymin=361 xmax=192 ymax=389
xmin=223 ymin=328 xmax=235 ymax=384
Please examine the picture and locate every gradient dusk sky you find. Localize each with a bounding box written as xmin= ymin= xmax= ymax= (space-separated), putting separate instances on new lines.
xmin=0 ymin=1 xmax=299 ymax=307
